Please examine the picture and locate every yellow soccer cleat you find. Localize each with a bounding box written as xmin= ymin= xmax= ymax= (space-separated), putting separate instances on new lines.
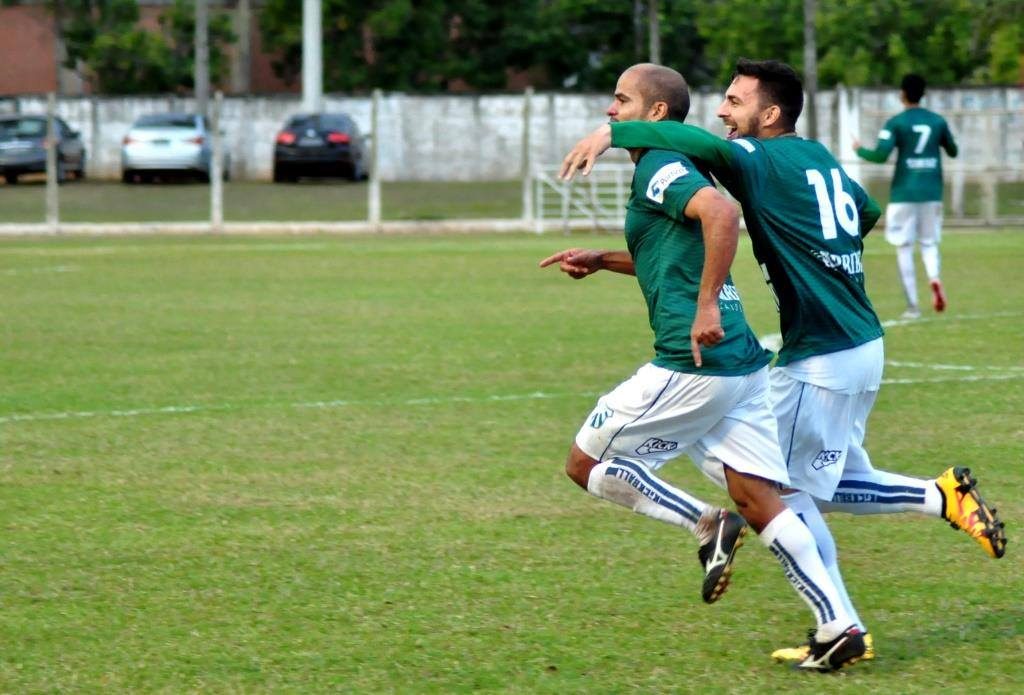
xmin=935 ymin=467 xmax=1008 ymax=559
xmin=772 ymin=632 xmax=874 ymax=662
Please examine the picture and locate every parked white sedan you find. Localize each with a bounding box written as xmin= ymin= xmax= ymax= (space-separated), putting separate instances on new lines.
xmin=121 ymin=113 xmax=229 ymax=183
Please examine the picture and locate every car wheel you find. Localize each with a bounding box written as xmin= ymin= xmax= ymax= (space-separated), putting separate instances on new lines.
xmin=4 ymin=173 xmax=17 ymax=185
xmin=56 ymin=159 xmax=68 ymax=184
xmin=273 ymin=165 xmax=294 ymax=183
xmin=121 ymin=169 xmax=134 ymax=184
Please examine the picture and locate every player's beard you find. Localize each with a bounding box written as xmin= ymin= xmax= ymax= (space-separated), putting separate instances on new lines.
xmin=734 ymin=114 xmax=761 ymax=139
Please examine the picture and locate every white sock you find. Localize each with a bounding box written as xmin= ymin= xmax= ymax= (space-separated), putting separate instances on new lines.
xmin=586 ymin=458 xmax=710 ymax=540
xmin=760 ymin=506 xmax=856 ymax=641
xmin=920 ymin=240 xmax=941 ymax=281
xmin=896 ymin=244 xmax=918 ymax=309
xmin=784 ymin=492 xmax=865 ymax=633
xmin=818 ymin=471 xmax=942 ymax=517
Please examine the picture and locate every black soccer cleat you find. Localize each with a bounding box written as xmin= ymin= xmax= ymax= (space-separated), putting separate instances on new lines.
xmin=796 ymin=626 xmax=866 ymax=672
xmin=697 ymin=509 xmax=747 ymax=604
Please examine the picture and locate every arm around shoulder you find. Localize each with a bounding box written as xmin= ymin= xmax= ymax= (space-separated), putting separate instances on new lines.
xmin=611 ymin=121 xmax=734 ymax=174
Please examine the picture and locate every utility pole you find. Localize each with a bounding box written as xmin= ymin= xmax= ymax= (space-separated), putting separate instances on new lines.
xmin=195 ymin=0 xmax=210 ymax=117
xmin=303 ymin=0 xmax=323 ymax=113
xmin=633 ymin=0 xmax=644 ymax=60
xmin=647 ymin=0 xmax=661 ymax=64
xmin=232 ymin=0 xmax=252 ymax=94
xmin=803 ymin=0 xmax=819 ymax=140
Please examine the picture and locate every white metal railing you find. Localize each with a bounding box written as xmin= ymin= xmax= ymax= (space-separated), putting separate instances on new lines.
xmin=532 ymin=163 xmax=634 ymax=234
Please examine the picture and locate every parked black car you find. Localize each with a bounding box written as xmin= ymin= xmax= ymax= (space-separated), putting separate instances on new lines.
xmin=0 ymin=114 xmax=86 ymax=184
xmin=273 ymin=113 xmax=368 ymax=182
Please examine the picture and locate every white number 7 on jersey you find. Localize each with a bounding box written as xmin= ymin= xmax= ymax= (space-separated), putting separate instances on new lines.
xmin=806 ymin=168 xmax=860 ymax=240
xmin=912 ymin=124 xmax=932 ymax=154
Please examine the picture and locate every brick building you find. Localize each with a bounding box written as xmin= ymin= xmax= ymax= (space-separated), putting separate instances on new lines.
xmin=0 ymin=0 xmax=295 ymax=95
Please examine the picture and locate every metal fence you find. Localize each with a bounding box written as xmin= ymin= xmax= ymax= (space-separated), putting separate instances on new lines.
xmin=0 ymin=86 xmax=1021 ymax=235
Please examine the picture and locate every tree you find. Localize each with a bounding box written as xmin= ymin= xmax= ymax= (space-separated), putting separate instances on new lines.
xmin=3 ymin=0 xmax=236 ymax=94
xmin=693 ymin=0 xmax=1023 ymax=89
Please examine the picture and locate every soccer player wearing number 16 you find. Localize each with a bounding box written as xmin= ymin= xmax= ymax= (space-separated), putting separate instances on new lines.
xmin=855 ymin=73 xmax=958 ymax=319
xmin=560 ymin=58 xmax=1006 ymax=664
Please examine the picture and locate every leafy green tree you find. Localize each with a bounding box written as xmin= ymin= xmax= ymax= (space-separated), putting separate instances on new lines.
xmin=693 ymin=0 xmax=1023 ymax=88
xmin=259 ymin=0 xmax=707 ymax=92
xmin=4 ymin=0 xmax=236 ymax=93
xmin=159 ymin=0 xmax=237 ymax=92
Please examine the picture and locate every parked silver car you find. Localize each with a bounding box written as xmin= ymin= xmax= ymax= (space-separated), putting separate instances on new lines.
xmin=121 ymin=113 xmax=229 ymax=183
xmin=0 ymin=114 xmax=86 ymax=184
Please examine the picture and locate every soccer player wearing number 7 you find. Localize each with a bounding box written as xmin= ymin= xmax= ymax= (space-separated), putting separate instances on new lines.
xmin=559 ymin=58 xmax=1006 ymax=664
xmin=854 ymin=73 xmax=958 ymax=320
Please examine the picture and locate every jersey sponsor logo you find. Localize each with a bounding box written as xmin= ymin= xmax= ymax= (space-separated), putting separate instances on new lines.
xmin=811 ymin=450 xmax=843 ymax=470
xmin=589 ymin=406 xmax=613 ymax=429
xmin=646 ymin=162 xmax=688 ymax=203
xmin=878 ymin=128 xmax=892 ymax=140
xmin=814 ymin=249 xmax=863 ymax=275
xmin=635 ymin=437 xmax=678 ymax=456
xmin=906 ymin=157 xmax=938 ymax=170
xmin=719 ymin=283 xmax=741 ymax=302
xmin=732 ymin=138 xmax=756 ymax=153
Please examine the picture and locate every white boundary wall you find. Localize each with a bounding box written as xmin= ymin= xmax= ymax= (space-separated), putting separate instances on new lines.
xmin=0 ymin=87 xmax=1021 ymax=235
xmin=1 ymin=87 xmax=1020 ymax=182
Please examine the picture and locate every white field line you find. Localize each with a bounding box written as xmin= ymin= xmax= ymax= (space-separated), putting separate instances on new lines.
xmin=0 ymin=242 xmax=330 ymax=257
xmin=1 ymin=264 xmax=80 ymax=275
xmin=881 ymin=310 xmax=1024 ymax=328
xmin=3 ymin=367 xmax=1023 ymax=426
xmin=886 ymin=360 xmax=1024 ymax=372
xmin=0 ymin=391 xmax=597 ymax=425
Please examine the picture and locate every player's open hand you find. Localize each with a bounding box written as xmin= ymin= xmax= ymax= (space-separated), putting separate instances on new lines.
xmin=539 ymin=248 xmax=603 ymax=279
xmin=559 ymin=124 xmax=613 ymax=180
xmin=690 ymin=304 xmax=724 ymax=367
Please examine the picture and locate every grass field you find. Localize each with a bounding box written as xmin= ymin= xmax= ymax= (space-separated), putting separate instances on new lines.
xmin=0 ymin=178 xmax=1021 ymax=224
xmin=1 ymin=228 xmax=1022 ymax=693
xmin=0 ymin=180 xmax=523 ymax=223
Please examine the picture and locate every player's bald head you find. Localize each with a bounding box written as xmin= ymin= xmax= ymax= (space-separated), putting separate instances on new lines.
xmin=623 ymin=63 xmax=691 ymax=122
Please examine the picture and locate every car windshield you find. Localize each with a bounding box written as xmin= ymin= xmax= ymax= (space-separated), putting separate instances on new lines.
xmin=0 ymin=118 xmax=47 ymax=140
xmin=133 ymin=114 xmax=197 ymax=129
xmin=286 ymin=115 xmax=350 ymax=131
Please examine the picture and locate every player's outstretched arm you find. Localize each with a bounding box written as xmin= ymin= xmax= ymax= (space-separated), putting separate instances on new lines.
xmin=560 ymin=124 xmax=613 ymax=180
xmin=854 ymin=123 xmax=896 ymax=163
xmin=611 ymin=122 xmax=735 ymax=181
xmin=539 ymin=248 xmax=635 ymax=279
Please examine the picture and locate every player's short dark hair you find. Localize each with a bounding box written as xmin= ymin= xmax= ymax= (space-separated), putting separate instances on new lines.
xmin=901 ymin=74 xmax=926 ymax=103
xmin=733 ymin=58 xmax=804 ymax=131
xmin=632 ymin=63 xmax=691 ymax=122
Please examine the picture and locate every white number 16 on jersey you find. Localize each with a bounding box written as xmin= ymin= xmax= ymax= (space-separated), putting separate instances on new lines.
xmin=806 ymin=168 xmax=860 ymax=240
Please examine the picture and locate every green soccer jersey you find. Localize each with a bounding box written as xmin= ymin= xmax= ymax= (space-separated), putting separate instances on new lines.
xmin=626 ymin=148 xmax=772 ymax=375
xmin=856 ymin=107 xmax=958 ymax=202
xmin=613 ymin=122 xmax=884 ymax=366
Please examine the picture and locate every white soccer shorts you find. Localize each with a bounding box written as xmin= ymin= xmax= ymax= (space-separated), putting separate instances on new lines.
xmin=769 ymin=340 xmax=884 ymax=500
xmin=885 ymin=201 xmax=943 ymax=246
xmin=575 ymin=362 xmax=790 ymax=488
